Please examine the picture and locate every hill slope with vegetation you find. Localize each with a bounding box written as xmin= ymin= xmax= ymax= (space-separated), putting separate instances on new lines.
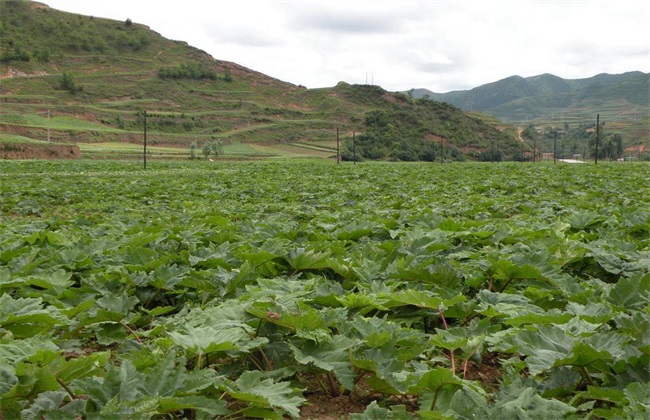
xmin=411 ymin=72 xmax=650 ymax=154
xmin=0 ymin=0 xmax=519 ymax=160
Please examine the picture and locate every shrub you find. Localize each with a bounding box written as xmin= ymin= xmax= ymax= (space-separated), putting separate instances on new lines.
xmin=158 ymin=62 xmax=217 ymax=80
xmin=202 ymin=139 xmax=223 ymax=159
xmin=59 ymin=72 xmax=82 ymax=94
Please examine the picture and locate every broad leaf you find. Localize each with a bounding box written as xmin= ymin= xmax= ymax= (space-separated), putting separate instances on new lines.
xmin=220 ymin=371 xmax=306 ymax=418
xmin=289 ymin=335 xmax=356 ymax=390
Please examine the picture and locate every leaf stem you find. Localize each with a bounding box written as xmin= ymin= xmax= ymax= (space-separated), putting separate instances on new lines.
xmin=461 ymin=347 xmax=479 ymax=379
xmin=246 ymin=353 xmax=264 ymax=371
xmin=326 ymin=371 xmax=340 ymax=397
xmin=431 ymin=386 xmax=443 ymax=411
xmin=258 ymin=348 xmax=273 ymax=370
xmin=437 ymin=308 xmax=448 ymax=330
xmin=579 ymin=366 xmax=595 ymax=386
xmin=498 ymin=277 xmax=515 ymax=293
xmin=438 ymin=308 xmax=455 ymax=374
xmin=120 ymin=321 xmax=142 ymax=344
xmin=311 ymin=373 xmax=329 ymax=395
xmin=254 ymin=318 xmax=264 ymax=338
xmin=56 ymin=376 xmax=76 ymax=401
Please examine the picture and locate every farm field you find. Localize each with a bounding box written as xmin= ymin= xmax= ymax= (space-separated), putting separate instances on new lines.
xmin=0 ymin=160 xmax=648 ymax=419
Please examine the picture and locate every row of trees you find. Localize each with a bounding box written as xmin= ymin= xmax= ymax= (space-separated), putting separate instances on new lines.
xmin=158 ymin=62 xmax=233 ymax=82
xmin=158 ymin=62 xmax=217 ymax=80
xmin=522 ymin=123 xmax=627 ymax=161
xmin=344 ymin=114 xmax=634 ymax=162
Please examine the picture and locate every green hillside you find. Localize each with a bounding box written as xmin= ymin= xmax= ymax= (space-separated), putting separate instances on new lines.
xmin=0 ymin=0 xmax=519 ymax=160
xmin=412 ymin=72 xmax=649 ymax=151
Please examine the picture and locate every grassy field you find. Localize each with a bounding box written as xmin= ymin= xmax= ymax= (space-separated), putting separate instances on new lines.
xmin=0 ymin=159 xmax=648 ymax=418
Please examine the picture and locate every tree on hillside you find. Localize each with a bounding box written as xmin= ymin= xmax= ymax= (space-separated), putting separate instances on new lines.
xmin=59 ymin=72 xmax=82 ymax=94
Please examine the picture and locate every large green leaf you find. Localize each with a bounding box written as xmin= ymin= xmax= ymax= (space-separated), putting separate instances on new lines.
xmin=350 ymin=400 xmax=412 ymax=419
xmin=477 ymin=290 xmax=571 ymax=325
xmin=289 ymin=335 xmax=356 ymax=390
xmin=608 ymin=273 xmax=650 ymax=309
xmin=0 ymin=337 xmax=59 ymax=374
xmin=491 ymin=387 xmax=576 ymax=419
xmin=489 ymin=325 xmax=573 ymax=376
xmin=168 ymin=324 xmax=267 ymax=355
xmin=220 ymin=371 xmax=306 ymax=418
xmin=20 ymin=390 xmax=87 ymax=420
xmin=52 ymin=352 xmax=110 ymax=384
xmin=389 ymin=289 xmax=466 ymax=310
xmin=166 ymin=301 xmax=268 ymax=355
xmin=0 ymin=294 xmax=67 ymax=337
xmin=157 ymin=395 xmax=230 ymax=417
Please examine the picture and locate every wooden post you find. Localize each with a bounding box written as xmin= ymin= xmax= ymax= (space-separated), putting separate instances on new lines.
xmin=336 ymin=128 xmax=340 ymax=164
xmin=491 ymin=138 xmax=495 ymax=163
xmin=533 ymin=137 xmax=537 ymax=163
xmin=440 ymin=137 xmax=443 ymax=164
xmin=353 ymin=131 xmax=356 ymax=165
xmin=143 ymin=110 xmax=147 ymax=169
xmin=594 ymin=114 xmax=599 ymax=164
xmin=553 ymin=131 xmax=557 ymax=164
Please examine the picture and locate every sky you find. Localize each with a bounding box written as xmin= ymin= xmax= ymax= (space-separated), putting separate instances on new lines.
xmin=43 ymin=0 xmax=650 ymax=93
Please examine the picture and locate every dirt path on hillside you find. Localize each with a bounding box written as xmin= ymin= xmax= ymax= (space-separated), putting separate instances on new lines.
xmin=516 ymin=127 xmax=524 ymax=142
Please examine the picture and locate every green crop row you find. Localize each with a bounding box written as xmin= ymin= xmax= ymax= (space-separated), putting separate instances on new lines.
xmin=0 ymin=160 xmax=648 ymax=418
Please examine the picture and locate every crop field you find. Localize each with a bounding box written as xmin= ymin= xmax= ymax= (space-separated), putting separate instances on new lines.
xmin=0 ymin=160 xmax=648 ymax=419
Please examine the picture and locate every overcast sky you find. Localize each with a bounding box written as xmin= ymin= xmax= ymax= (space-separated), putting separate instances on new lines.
xmin=43 ymin=0 xmax=650 ymax=92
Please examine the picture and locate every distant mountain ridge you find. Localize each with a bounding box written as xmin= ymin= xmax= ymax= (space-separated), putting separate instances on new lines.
xmin=411 ymin=72 xmax=649 ymax=124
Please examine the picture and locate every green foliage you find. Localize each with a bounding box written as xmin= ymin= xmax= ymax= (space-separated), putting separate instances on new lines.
xmin=341 ymin=92 xmax=517 ymax=161
xmin=528 ymin=124 xmax=628 ymax=161
xmin=0 ymin=160 xmax=648 ymax=417
xmin=590 ymin=132 xmax=624 ymax=160
xmin=0 ymin=1 xmax=151 ymax=57
xmin=201 ymin=139 xmax=223 ymax=158
xmin=58 ymin=72 xmax=82 ymax=94
xmin=344 ymin=109 xmax=466 ymax=162
xmin=158 ymin=62 xmax=217 ymax=80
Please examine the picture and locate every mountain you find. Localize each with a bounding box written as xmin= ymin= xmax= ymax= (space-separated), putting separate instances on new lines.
xmin=411 ymin=72 xmax=650 ymax=145
xmin=0 ymin=1 xmax=518 ymax=160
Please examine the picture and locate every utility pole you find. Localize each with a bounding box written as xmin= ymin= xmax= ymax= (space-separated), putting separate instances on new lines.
xmin=336 ymin=128 xmax=340 ymax=164
xmin=143 ymin=110 xmax=147 ymax=169
xmin=47 ymin=110 xmax=51 ymax=142
xmin=594 ymin=114 xmax=599 ymax=164
xmin=491 ymin=138 xmax=495 ymax=163
xmin=440 ymin=137 xmax=443 ymax=164
xmin=352 ymin=131 xmax=356 ymax=165
xmin=553 ymin=131 xmax=557 ymax=164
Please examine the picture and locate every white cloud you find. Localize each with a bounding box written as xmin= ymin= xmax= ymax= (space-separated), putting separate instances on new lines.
xmin=41 ymin=0 xmax=650 ymax=92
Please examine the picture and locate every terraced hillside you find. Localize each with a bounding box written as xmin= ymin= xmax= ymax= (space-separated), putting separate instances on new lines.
xmin=0 ymin=1 xmax=518 ymax=160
